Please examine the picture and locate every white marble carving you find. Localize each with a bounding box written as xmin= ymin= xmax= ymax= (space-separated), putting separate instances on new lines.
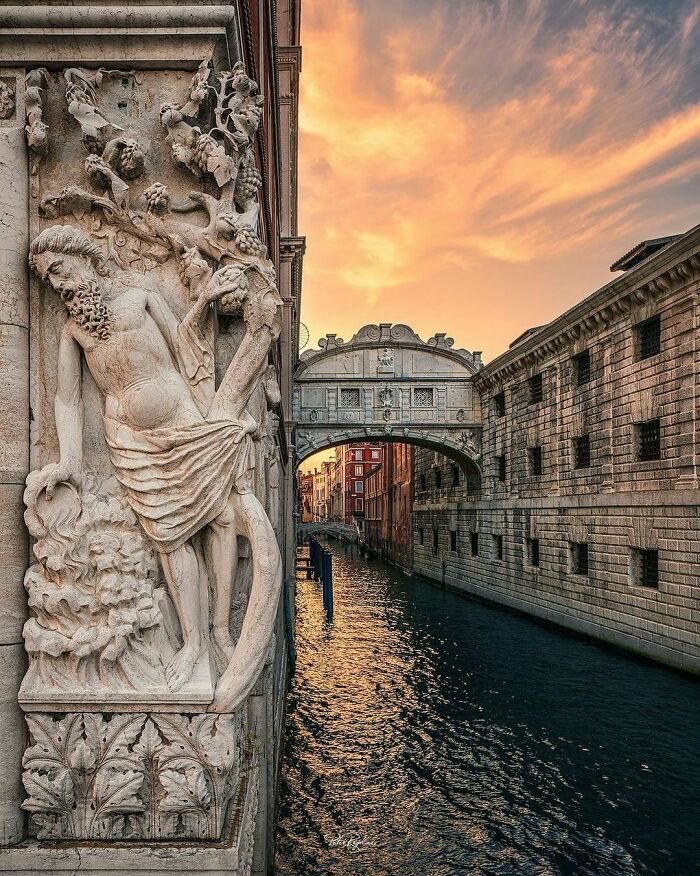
xmin=21 ymin=60 xmax=283 ymax=723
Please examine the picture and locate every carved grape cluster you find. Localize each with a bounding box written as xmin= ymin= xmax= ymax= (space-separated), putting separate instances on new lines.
xmin=214 ymin=264 xmax=250 ymax=315
xmin=234 ymin=223 xmax=264 ymax=256
xmin=143 ymin=182 xmax=170 ymax=215
xmin=116 ymin=138 xmax=145 ymax=180
xmin=192 ymin=132 xmax=219 ymax=174
xmin=234 ymin=161 xmax=262 ymax=205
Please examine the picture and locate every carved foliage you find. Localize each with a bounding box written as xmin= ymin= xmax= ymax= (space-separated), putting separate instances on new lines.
xmin=22 ymin=711 xmax=246 ymax=841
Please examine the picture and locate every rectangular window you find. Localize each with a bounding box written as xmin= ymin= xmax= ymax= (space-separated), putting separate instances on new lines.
xmin=493 ymin=534 xmax=504 ymax=561
xmin=497 ymin=455 xmax=506 ymax=482
xmin=636 ymin=314 xmax=661 ymax=360
xmin=419 ymin=528 xmax=425 ymax=546
xmin=419 ymin=473 xmax=427 ymax=491
xmin=435 ymin=468 xmax=442 ymax=489
xmin=354 ymin=449 xmax=363 ymax=461
xmin=354 ymin=481 xmax=363 ymax=494
xmin=573 ymin=350 xmax=591 ymax=386
xmin=570 ymin=542 xmax=589 ymax=576
xmin=636 ymin=418 xmax=661 ymax=461
xmin=340 ymin=388 xmax=361 ymax=408
xmin=470 ymin=532 xmax=479 ymax=556
xmin=432 ymin=528 xmax=439 ymax=556
xmin=451 ymin=463 xmax=460 ymax=486
xmin=527 ymin=537 xmax=540 ymax=568
xmin=494 ymin=392 xmax=506 ymax=417
xmin=355 ymin=498 xmax=363 ymax=512
xmin=573 ymin=434 xmax=591 ymax=469
xmin=371 ymin=450 xmax=380 ymax=459
xmin=414 ymin=387 xmax=434 ymax=408
xmin=354 ymin=464 xmax=363 ymax=476
xmin=631 ymin=548 xmax=659 ymax=588
xmin=450 ymin=530 xmax=457 ymax=552
xmin=529 ymin=446 xmax=543 ymax=477
xmin=528 ymin=373 xmax=543 ymax=404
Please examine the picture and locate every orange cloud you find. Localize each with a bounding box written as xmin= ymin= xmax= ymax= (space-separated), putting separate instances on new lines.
xmin=298 ymin=0 xmax=700 ymax=361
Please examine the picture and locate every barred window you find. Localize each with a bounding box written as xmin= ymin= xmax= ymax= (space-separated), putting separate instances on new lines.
xmin=573 ymin=350 xmax=591 ymax=386
xmin=494 ymin=392 xmax=506 ymax=417
xmin=527 ymin=537 xmax=540 ymax=568
xmin=470 ymin=532 xmax=479 ymax=556
xmin=636 ymin=418 xmax=661 ymax=461
xmin=570 ymin=542 xmax=589 ymax=576
xmin=636 ymin=314 xmax=661 ymax=360
xmin=451 ymin=463 xmax=460 ymax=486
xmin=631 ymin=548 xmax=659 ymax=588
xmin=573 ymin=434 xmax=591 ymax=469
xmin=450 ymin=530 xmax=457 ymax=552
xmin=497 ymin=455 xmax=506 ymax=482
xmin=493 ymin=534 xmax=504 ymax=561
xmin=528 ymin=373 xmax=543 ymax=404
xmin=529 ymin=446 xmax=543 ymax=477
xmin=414 ymin=387 xmax=434 ymax=408
xmin=340 ymin=388 xmax=361 ymax=408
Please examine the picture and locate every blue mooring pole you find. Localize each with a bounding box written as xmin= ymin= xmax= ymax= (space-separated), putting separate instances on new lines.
xmin=322 ymin=548 xmax=334 ymax=617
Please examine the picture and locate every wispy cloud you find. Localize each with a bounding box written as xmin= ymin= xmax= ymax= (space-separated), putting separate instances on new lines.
xmin=299 ymin=0 xmax=700 ymax=358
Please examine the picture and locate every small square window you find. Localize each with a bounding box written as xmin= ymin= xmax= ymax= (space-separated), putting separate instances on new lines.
xmin=528 ymin=373 xmax=543 ymax=404
xmin=636 ymin=314 xmax=661 ymax=360
xmin=414 ymin=387 xmax=434 ymax=408
xmin=340 ymin=388 xmax=361 ymax=408
xmin=527 ymin=537 xmax=540 ymax=568
xmin=451 ymin=463 xmax=460 ymax=486
xmin=631 ymin=548 xmax=659 ymax=588
xmin=493 ymin=534 xmax=504 ymax=561
xmin=450 ymin=530 xmax=457 ymax=552
xmin=529 ymin=446 xmax=543 ymax=477
xmin=494 ymin=392 xmax=506 ymax=417
xmin=573 ymin=434 xmax=591 ymax=469
xmin=573 ymin=350 xmax=591 ymax=386
xmin=636 ymin=418 xmax=661 ymax=461
xmin=570 ymin=542 xmax=589 ymax=576
xmin=470 ymin=532 xmax=479 ymax=556
xmin=496 ymin=455 xmax=506 ymax=482
xmin=371 ymin=450 xmax=380 ymax=459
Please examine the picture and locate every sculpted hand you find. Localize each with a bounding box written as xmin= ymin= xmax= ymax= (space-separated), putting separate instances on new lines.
xmin=44 ymin=459 xmax=82 ymax=499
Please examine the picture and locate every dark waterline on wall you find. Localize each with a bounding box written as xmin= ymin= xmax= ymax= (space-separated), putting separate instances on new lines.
xmin=275 ymin=542 xmax=700 ymax=876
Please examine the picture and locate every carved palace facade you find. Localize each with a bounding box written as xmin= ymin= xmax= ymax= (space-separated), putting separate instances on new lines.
xmin=0 ymin=2 xmax=303 ymax=873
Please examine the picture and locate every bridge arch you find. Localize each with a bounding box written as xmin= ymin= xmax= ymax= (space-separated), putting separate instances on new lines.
xmin=293 ymin=323 xmax=484 ymax=488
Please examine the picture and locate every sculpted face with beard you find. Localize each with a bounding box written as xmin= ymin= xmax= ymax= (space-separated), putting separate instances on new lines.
xmin=27 ymin=225 xmax=284 ymax=709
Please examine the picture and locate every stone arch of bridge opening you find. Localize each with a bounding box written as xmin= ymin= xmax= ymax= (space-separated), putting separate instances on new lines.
xmin=295 ymin=431 xmax=482 ymax=494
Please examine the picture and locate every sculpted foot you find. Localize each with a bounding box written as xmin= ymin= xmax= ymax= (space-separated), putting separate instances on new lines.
xmin=212 ymin=626 xmax=236 ymax=670
xmin=165 ymin=642 xmax=200 ymax=691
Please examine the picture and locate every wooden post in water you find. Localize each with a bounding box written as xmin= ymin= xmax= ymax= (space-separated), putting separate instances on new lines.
xmin=322 ymin=549 xmax=334 ymax=617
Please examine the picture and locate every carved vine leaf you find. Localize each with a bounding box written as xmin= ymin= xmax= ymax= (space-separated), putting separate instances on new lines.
xmin=160 ymin=766 xmax=210 ymax=814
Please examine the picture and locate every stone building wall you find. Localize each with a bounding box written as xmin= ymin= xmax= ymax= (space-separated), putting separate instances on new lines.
xmin=413 ymin=228 xmax=700 ymax=674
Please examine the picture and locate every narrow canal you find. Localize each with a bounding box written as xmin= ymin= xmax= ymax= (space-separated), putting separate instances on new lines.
xmin=275 ymin=542 xmax=700 ymax=876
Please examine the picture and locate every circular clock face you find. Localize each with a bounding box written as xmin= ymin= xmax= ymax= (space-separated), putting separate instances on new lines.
xmin=298 ymin=322 xmax=310 ymax=350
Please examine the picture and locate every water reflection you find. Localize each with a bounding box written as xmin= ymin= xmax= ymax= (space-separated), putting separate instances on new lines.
xmin=276 ymin=541 xmax=700 ymax=876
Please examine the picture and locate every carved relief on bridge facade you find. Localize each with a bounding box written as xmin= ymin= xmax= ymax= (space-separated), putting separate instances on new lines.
xmin=18 ymin=58 xmax=282 ymax=841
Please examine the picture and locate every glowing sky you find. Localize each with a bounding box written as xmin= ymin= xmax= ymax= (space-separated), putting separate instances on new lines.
xmin=298 ymin=0 xmax=700 ymax=362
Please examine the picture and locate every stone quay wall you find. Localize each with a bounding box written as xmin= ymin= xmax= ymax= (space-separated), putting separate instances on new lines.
xmin=413 ymin=226 xmax=700 ymax=674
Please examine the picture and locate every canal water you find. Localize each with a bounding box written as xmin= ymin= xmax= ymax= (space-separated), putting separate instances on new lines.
xmin=275 ymin=542 xmax=700 ymax=876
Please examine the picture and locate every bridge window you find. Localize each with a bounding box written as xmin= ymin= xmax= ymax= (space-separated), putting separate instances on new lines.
xmin=494 ymin=392 xmax=506 ymax=417
xmin=450 ymin=530 xmax=457 ymax=552
xmin=528 ymin=373 xmax=543 ymax=404
xmin=635 ymin=314 xmax=661 ymax=360
xmin=572 ymin=434 xmax=591 ymax=469
xmin=451 ymin=463 xmax=460 ymax=486
xmin=340 ymin=388 xmax=361 ymax=408
xmin=573 ymin=350 xmax=591 ymax=386
xmin=354 ymin=449 xmax=363 ymax=461
xmin=414 ymin=387 xmax=434 ymax=408
xmin=371 ymin=450 xmax=380 ymax=460
xmin=529 ymin=446 xmax=543 ymax=477
xmin=527 ymin=537 xmax=540 ymax=568
xmin=636 ymin=418 xmax=661 ymax=461
xmin=631 ymin=548 xmax=659 ymax=588
xmin=570 ymin=542 xmax=589 ymax=576
xmin=470 ymin=532 xmax=479 ymax=556
xmin=493 ymin=534 xmax=504 ymax=561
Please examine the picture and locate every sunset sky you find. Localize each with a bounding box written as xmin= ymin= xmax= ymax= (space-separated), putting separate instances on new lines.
xmin=298 ymin=0 xmax=700 ymax=362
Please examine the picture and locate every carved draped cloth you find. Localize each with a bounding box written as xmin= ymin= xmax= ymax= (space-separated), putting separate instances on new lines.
xmin=103 ymin=315 xmax=254 ymax=553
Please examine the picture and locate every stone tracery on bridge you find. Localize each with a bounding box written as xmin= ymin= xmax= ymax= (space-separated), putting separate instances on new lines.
xmin=293 ymin=323 xmax=484 ymax=482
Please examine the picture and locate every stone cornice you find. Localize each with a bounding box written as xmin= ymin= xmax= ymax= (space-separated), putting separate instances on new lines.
xmin=475 ymin=223 xmax=700 ymax=392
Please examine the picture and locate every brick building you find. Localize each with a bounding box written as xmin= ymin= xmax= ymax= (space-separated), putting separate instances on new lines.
xmin=412 ymin=228 xmax=700 ymax=674
xmin=364 ymin=444 xmax=414 ymax=569
xmin=298 ymin=471 xmax=314 ymax=523
xmin=341 ymin=442 xmax=384 ymax=525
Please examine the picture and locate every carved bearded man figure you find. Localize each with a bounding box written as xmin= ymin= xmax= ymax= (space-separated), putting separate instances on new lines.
xmin=27 ymin=224 xmax=282 ymax=711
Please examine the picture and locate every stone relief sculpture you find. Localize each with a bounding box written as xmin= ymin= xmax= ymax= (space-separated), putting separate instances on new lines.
xmin=0 ymin=79 xmax=15 ymax=119
xmin=22 ymin=59 xmax=282 ymax=732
